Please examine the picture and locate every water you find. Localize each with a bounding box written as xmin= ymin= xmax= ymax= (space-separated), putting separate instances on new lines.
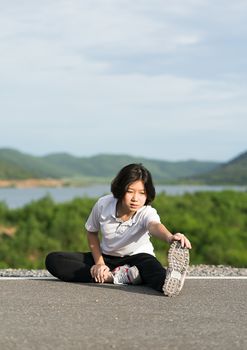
xmin=0 ymin=184 xmax=246 ymax=209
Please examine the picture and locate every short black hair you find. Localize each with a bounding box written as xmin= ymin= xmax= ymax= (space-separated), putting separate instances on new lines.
xmin=111 ymin=163 xmax=156 ymax=205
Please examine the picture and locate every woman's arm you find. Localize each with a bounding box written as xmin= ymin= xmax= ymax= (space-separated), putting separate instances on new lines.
xmin=87 ymin=231 xmax=105 ymax=265
xmin=87 ymin=231 xmax=110 ymax=282
xmin=148 ymin=222 xmax=192 ymax=249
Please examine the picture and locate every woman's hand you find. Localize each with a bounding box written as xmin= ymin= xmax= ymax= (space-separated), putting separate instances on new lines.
xmin=170 ymin=233 xmax=192 ymax=249
xmin=90 ymin=264 xmax=110 ymax=283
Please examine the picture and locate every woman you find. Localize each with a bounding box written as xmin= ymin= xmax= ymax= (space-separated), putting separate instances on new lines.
xmin=46 ymin=163 xmax=192 ymax=296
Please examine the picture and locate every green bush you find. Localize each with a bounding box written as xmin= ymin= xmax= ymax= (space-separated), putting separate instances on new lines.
xmin=0 ymin=191 xmax=246 ymax=268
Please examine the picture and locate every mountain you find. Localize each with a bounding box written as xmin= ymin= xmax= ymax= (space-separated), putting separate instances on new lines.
xmin=0 ymin=148 xmax=219 ymax=182
xmin=0 ymin=149 xmax=65 ymax=179
xmin=188 ymin=150 xmax=247 ymax=185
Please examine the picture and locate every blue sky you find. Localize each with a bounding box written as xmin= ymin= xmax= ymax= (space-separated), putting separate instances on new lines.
xmin=1 ymin=0 xmax=246 ymax=161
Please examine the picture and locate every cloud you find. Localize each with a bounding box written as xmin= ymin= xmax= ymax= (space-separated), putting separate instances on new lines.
xmin=0 ymin=1 xmax=202 ymax=73
xmin=0 ymin=0 xmax=246 ymax=161
xmin=1 ymin=0 xmax=247 ymax=79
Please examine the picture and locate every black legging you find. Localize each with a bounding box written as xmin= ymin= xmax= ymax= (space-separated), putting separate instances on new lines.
xmin=45 ymin=251 xmax=167 ymax=292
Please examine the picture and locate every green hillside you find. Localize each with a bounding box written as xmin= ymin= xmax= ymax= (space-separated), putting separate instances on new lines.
xmin=0 ymin=149 xmax=63 ymax=179
xmin=0 ymin=148 xmax=219 ymax=182
xmin=189 ymin=150 xmax=247 ymax=185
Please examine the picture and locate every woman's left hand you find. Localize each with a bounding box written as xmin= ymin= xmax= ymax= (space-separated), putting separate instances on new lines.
xmin=171 ymin=233 xmax=192 ymax=249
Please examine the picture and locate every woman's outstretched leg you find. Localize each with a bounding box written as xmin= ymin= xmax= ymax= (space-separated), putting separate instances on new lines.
xmin=45 ymin=251 xmax=95 ymax=282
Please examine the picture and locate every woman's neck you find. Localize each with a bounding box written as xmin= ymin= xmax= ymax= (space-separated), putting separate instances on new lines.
xmin=116 ymin=201 xmax=135 ymax=222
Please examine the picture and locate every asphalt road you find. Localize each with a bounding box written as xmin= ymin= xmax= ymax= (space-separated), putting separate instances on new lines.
xmin=0 ymin=279 xmax=246 ymax=350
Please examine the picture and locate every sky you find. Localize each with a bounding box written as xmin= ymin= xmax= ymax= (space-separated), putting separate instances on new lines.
xmin=0 ymin=0 xmax=246 ymax=162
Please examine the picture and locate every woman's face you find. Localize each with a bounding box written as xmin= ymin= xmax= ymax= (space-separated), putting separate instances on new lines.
xmin=121 ymin=180 xmax=147 ymax=213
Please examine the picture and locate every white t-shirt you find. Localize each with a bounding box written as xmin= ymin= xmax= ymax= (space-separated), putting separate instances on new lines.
xmin=85 ymin=194 xmax=161 ymax=257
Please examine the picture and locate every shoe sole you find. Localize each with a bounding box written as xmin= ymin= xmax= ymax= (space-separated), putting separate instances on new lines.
xmin=163 ymin=241 xmax=190 ymax=297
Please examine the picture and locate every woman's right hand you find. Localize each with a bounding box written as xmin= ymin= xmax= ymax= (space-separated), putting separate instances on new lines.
xmin=90 ymin=264 xmax=110 ymax=283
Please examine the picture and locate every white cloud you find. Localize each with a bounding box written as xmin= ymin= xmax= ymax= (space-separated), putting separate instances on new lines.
xmin=0 ymin=0 xmax=246 ymax=160
xmin=0 ymin=0 xmax=203 ymax=74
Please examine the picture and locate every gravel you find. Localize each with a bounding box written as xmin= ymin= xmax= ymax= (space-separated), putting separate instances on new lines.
xmin=0 ymin=269 xmax=53 ymax=277
xmin=0 ymin=265 xmax=246 ymax=277
xmin=188 ymin=265 xmax=247 ymax=276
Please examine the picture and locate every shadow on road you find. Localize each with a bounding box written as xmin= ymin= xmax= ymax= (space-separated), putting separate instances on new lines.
xmin=45 ymin=277 xmax=162 ymax=296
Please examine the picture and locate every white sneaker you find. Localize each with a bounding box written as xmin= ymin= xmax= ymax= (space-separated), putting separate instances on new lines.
xmin=112 ymin=265 xmax=142 ymax=285
xmin=162 ymin=241 xmax=190 ymax=297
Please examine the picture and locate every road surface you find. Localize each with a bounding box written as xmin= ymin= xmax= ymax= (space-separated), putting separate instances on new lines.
xmin=0 ymin=278 xmax=246 ymax=349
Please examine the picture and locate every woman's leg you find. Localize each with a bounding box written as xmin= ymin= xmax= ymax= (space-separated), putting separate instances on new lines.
xmin=45 ymin=251 xmax=95 ymax=282
xmin=127 ymin=254 xmax=166 ymax=292
xmin=103 ymin=253 xmax=166 ymax=292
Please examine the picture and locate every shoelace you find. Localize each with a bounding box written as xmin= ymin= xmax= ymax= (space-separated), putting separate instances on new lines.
xmin=113 ymin=266 xmax=131 ymax=284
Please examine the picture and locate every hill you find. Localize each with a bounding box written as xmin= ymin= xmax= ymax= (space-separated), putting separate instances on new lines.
xmin=0 ymin=148 xmax=219 ymax=183
xmin=188 ymin=150 xmax=247 ymax=185
xmin=0 ymin=149 xmax=65 ymax=179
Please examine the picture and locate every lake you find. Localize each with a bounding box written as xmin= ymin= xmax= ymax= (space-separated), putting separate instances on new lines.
xmin=0 ymin=184 xmax=246 ymax=209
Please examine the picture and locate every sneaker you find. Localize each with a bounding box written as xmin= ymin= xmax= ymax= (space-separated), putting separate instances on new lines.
xmin=112 ymin=265 xmax=142 ymax=285
xmin=162 ymin=241 xmax=190 ymax=297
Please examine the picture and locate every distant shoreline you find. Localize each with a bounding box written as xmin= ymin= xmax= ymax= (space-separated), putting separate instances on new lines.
xmin=0 ymin=178 xmax=246 ymax=188
xmin=0 ymin=179 xmax=65 ymax=188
